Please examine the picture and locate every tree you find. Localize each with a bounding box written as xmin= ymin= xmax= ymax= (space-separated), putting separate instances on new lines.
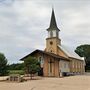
xmin=75 ymin=44 xmax=90 ymax=71
xmin=0 ymin=53 xmax=8 ymax=76
xmin=24 ymin=56 xmax=40 ymax=79
xmin=8 ymin=63 xmax=24 ymax=70
xmin=75 ymin=44 xmax=90 ymax=63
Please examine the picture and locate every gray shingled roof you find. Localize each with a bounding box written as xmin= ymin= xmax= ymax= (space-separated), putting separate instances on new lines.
xmin=58 ymin=45 xmax=83 ymax=60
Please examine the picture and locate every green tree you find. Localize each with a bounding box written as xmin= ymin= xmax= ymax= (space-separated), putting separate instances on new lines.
xmin=0 ymin=53 xmax=8 ymax=76
xmin=24 ymin=56 xmax=40 ymax=79
xmin=8 ymin=63 xmax=24 ymax=70
xmin=75 ymin=44 xmax=90 ymax=71
xmin=75 ymin=44 xmax=90 ymax=63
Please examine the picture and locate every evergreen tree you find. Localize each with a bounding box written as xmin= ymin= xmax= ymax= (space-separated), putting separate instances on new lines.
xmin=0 ymin=53 xmax=8 ymax=76
xmin=24 ymin=56 xmax=40 ymax=79
xmin=75 ymin=44 xmax=90 ymax=71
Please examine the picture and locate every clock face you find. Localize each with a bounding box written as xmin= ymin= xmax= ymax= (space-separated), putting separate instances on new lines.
xmin=50 ymin=41 xmax=53 ymax=45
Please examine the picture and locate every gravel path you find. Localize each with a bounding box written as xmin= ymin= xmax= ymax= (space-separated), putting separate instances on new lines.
xmin=0 ymin=75 xmax=90 ymax=90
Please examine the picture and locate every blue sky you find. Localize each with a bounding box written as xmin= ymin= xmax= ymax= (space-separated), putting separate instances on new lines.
xmin=0 ymin=0 xmax=90 ymax=64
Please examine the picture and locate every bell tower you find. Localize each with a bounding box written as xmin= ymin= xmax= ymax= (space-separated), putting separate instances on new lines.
xmin=45 ymin=8 xmax=61 ymax=54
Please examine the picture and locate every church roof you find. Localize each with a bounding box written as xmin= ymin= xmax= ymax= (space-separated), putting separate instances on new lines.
xmin=47 ymin=8 xmax=60 ymax=31
xmin=58 ymin=45 xmax=83 ymax=60
xmin=20 ymin=49 xmax=70 ymax=61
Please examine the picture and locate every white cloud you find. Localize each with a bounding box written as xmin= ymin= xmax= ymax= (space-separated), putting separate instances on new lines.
xmin=0 ymin=0 xmax=90 ymax=63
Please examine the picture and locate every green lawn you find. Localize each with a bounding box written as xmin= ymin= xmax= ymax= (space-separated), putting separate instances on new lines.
xmin=9 ymin=70 xmax=24 ymax=75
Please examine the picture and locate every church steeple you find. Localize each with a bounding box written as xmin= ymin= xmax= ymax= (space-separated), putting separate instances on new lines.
xmin=47 ymin=8 xmax=60 ymax=31
xmin=47 ymin=8 xmax=60 ymax=39
xmin=45 ymin=8 xmax=61 ymax=54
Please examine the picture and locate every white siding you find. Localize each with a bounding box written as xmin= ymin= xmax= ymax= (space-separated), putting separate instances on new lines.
xmin=59 ymin=60 xmax=70 ymax=72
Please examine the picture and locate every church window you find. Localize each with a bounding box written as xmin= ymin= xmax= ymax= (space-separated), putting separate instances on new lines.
xmin=63 ymin=62 xmax=69 ymax=68
xmin=60 ymin=63 xmax=62 ymax=68
xmin=64 ymin=63 xmax=66 ymax=68
xmin=73 ymin=61 xmax=75 ymax=68
xmin=50 ymin=31 xmax=53 ymax=37
xmin=80 ymin=62 xmax=82 ymax=68
xmin=52 ymin=30 xmax=56 ymax=37
xmin=50 ymin=50 xmax=52 ymax=52
xmin=67 ymin=63 xmax=69 ymax=68
xmin=38 ymin=56 xmax=44 ymax=64
xmin=56 ymin=31 xmax=59 ymax=37
xmin=50 ymin=41 xmax=53 ymax=45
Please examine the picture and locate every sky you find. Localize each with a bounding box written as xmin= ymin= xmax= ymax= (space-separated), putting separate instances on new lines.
xmin=0 ymin=0 xmax=90 ymax=64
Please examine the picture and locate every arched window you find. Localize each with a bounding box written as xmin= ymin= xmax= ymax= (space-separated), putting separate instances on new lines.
xmin=56 ymin=31 xmax=59 ymax=37
xmin=38 ymin=57 xmax=44 ymax=64
xmin=52 ymin=30 xmax=56 ymax=37
xmin=50 ymin=31 xmax=53 ymax=37
xmin=48 ymin=31 xmax=50 ymax=38
xmin=50 ymin=50 xmax=52 ymax=52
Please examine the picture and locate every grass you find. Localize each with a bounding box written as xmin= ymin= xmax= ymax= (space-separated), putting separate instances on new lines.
xmin=9 ymin=70 xmax=24 ymax=75
xmin=86 ymin=70 xmax=90 ymax=72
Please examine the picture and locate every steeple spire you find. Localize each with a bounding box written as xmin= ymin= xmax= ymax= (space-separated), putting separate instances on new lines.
xmin=47 ymin=8 xmax=60 ymax=31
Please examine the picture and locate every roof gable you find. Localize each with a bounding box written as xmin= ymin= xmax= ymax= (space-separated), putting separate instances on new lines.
xmin=58 ymin=45 xmax=83 ymax=60
xmin=20 ymin=49 xmax=69 ymax=61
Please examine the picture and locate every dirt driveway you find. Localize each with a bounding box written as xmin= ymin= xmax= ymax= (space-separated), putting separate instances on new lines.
xmin=0 ymin=75 xmax=90 ymax=90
